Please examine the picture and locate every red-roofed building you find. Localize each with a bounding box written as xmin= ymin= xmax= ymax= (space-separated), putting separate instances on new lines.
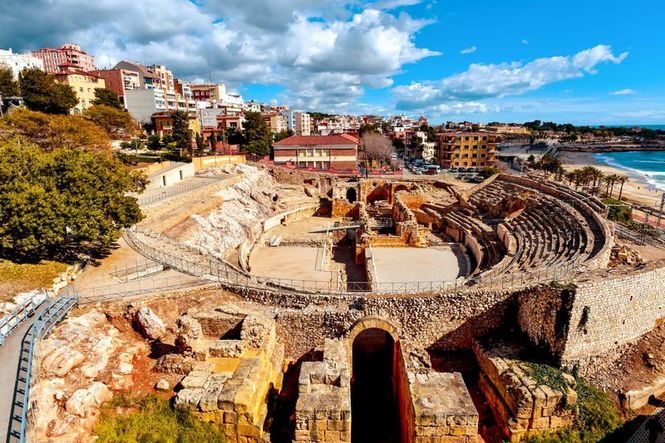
xmin=273 ymin=135 xmax=359 ymax=171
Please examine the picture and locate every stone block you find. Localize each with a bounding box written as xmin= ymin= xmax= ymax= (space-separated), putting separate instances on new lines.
xmin=324 ymin=430 xmax=341 ymax=442
xmin=236 ymin=424 xmax=260 ymax=438
xmin=209 ymin=339 xmax=245 ymax=358
xmin=223 ymin=411 xmax=238 ymax=424
xmin=294 ymin=430 xmax=310 ymax=441
xmin=180 ymin=370 xmax=210 ymax=389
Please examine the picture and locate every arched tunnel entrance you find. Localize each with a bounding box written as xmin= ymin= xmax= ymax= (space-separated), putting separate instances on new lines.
xmin=346 ymin=187 xmax=357 ymax=203
xmin=351 ymin=328 xmax=400 ymax=442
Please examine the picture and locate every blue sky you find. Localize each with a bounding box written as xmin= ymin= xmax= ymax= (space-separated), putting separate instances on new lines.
xmin=1 ymin=0 xmax=663 ymax=124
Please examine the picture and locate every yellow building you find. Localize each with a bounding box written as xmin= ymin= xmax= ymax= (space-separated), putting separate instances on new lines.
xmin=436 ymin=132 xmax=500 ymax=169
xmin=55 ymin=70 xmax=106 ymax=115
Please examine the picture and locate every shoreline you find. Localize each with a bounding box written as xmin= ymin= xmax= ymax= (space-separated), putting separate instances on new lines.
xmin=559 ymin=151 xmax=664 ymax=206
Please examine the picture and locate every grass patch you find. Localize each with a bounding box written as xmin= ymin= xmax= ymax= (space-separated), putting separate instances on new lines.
xmin=522 ymin=377 xmax=622 ymax=443
xmin=522 ymin=362 xmax=570 ymax=394
xmin=94 ymin=393 xmax=226 ymax=443
xmin=0 ymin=259 xmax=68 ymax=302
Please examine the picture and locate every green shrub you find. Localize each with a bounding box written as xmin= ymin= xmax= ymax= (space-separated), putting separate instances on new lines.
xmin=94 ymin=394 xmax=225 ymax=443
xmin=522 ymin=377 xmax=621 ymax=443
xmin=603 ymin=198 xmax=632 ymax=224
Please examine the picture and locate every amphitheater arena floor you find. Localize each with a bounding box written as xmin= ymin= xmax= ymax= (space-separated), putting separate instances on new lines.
xmin=371 ymin=246 xmax=461 ymax=283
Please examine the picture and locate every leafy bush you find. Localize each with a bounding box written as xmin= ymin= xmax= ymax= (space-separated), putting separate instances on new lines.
xmin=603 ymin=198 xmax=632 ymax=224
xmin=94 ymin=394 xmax=226 ymax=443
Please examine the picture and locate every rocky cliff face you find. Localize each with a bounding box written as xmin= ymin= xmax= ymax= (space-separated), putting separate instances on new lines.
xmin=29 ymin=310 xmax=149 ymax=443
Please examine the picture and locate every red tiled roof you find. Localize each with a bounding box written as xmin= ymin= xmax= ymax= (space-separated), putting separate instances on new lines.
xmin=273 ymin=134 xmax=359 ymax=147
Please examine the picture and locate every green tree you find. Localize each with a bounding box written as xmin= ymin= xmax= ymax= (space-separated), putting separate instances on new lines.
xmin=274 ymin=129 xmax=294 ymax=142
xmin=171 ymin=111 xmax=192 ymax=156
xmin=0 ymin=139 xmax=146 ymax=260
xmin=19 ymin=68 xmax=77 ymax=114
xmin=195 ymin=132 xmax=205 ymax=155
xmin=0 ymin=64 xmax=18 ymax=98
xmin=91 ymin=88 xmax=123 ymax=110
xmin=0 ymin=108 xmax=110 ymax=153
xmin=242 ymin=111 xmax=271 ymax=156
xmin=147 ymin=134 xmax=161 ymax=150
xmin=208 ymin=131 xmax=217 ymax=151
xmin=84 ymin=105 xmax=137 ymax=139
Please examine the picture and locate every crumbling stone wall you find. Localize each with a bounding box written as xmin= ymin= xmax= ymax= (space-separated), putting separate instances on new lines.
xmin=472 ymin=338 xmax=576 ymax=441
xmin=227 ymin=287 xmax=515 ymax=359
xmin=516 ymin=285 xmax=574 ymax=360
xmin=516 ymin=262 xmax=665 ymax=374
xmin=561 ymin=262 xmax=665 ymax=371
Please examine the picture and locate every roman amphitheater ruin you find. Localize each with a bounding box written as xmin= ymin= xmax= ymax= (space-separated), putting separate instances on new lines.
xmin=21 ymin=162 xmax=665 ymax=442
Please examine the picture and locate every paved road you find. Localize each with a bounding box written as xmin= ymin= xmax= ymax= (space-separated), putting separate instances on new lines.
xmin=0 ymin=306 xmax=42 ymax=441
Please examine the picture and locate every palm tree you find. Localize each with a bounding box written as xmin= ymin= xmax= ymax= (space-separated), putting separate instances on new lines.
xmin=617 ymin=175 xmax=629 ymax=200
xmin=602 ymin=175 xmax=612 ymax=197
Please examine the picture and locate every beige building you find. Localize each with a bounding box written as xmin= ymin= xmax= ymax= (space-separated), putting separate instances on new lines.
xmin=55 ymin=70 xmax=105 ymax=115
xmin=263 ymin=112 xmax=288 ymax=134
xmin=436 ymin=132 xmax=499 ymax=169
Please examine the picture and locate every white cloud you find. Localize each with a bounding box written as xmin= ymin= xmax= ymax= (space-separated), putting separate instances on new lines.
xmin=1 ymin=0 xmax=439 ymax=110
xmin=611 ymin=88 xmax=637 ymax=96
xmin=522 ymin=39 xmax=529 ymax=45
xmin=392 ymin=45 xmax=629 ymax=112
xmin=372 ymin=0 xmax=422 ymax=9
xmin=460 ymin=46 xmax=477 ymax=55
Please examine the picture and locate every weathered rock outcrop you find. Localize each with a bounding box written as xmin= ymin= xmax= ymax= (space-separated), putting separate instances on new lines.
xmin=133 ymin=307 xmax=166 ymax=340
xmin=29 ymin=310 xmax=148 ymax=443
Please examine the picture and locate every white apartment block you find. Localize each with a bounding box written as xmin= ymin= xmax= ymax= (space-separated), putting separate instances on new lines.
xmin=0 ymin=49 xmax=44 ymax=80
xmin=283 ymin=110 xmax=312 ymax=135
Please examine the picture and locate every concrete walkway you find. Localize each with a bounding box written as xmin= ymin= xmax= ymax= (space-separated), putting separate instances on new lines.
xmin=0 ymin=306 xmax=43 ymax=442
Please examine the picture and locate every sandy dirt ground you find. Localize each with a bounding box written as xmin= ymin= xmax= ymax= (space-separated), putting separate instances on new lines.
xmin=371 ymin=246 xmax=461 ymax=283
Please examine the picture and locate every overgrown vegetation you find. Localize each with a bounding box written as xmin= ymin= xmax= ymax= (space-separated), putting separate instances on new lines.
xmin=94 ymin=394 xmax=225 ymax=443
xmin=521 ymin=366 xmax=622 ymax=443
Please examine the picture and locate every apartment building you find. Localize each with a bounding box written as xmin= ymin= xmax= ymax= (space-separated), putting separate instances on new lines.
xmin=98 ymin=61 xmax=194 ymax=122
xmin=54 ymin=69 xmax=105 ymax=114
xmin=263 ymin=112 xmax=288 ymax=134
xmin=436 ymin=132 xmax=499 ymax=169
xmin=273 ymin=134 xmax=359 ymax=171
xmin=0 ymin=48 xmax=44 ymax=80
xmin=94 ymin=68 xmax=141 ymax=104
xmin=32 ymin=44 xmax=95 ymax=74
xmin=283 ymin=110 xmax=312 ymax=136
xmin=151 ymin=110 xmax=200 ymax=138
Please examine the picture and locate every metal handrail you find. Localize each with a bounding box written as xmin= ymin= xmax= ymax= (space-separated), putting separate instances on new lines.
xmin=0 ymin=293 xmax=47 ymax=347
xmin=7 ymin=288 xmax=78 ymax=443
xmin=122 ymin=227 xmax=582 ymax=300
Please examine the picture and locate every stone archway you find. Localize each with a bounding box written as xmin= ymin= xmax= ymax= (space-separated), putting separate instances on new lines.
xmin=346 ymin=187 xmax=357 ymax=203
xmin=347 ymin=317 xmax=402 ymax=442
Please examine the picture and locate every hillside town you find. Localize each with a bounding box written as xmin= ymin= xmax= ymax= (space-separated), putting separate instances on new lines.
xmin=3 ymin=43 xmax=663 ymax=179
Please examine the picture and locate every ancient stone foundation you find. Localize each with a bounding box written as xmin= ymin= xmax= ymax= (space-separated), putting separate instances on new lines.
xmin=173 ymin=306 xmax=284 ymax=443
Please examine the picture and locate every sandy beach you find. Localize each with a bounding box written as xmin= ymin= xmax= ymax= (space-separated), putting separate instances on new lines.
xmin=559 ymin=151 xmax=665 ymax=206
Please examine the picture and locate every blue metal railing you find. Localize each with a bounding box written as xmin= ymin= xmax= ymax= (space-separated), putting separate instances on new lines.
xmin=0 ymin=293 xmax=48 ymax=347
xmin=6 ymin=288 xmax=78 ymax=443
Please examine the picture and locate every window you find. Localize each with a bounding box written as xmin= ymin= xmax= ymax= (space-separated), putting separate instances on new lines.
xmin=481 ymin=153 xmax=486 ymax=158
xmin=473 ymin=136 xmax=478 ymax=141
xmin=79 ymin=87 xmax=83 ymax=92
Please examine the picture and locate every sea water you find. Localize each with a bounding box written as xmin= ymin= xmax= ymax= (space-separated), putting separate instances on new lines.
xmin=594 ymin=151 xmax=665 ymax=192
